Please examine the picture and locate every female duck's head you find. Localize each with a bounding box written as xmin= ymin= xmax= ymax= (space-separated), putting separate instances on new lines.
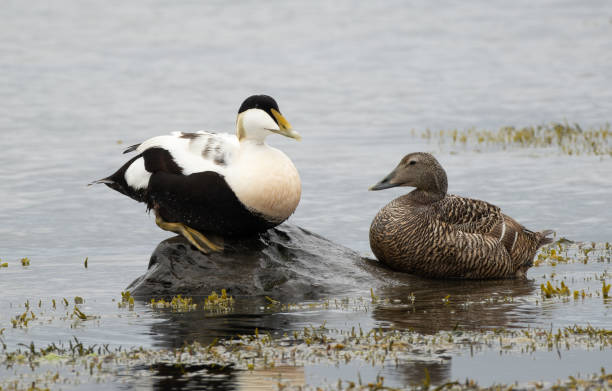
xmin=236 ymin=95 xmax=301 ymax=142
xmin=369 ymin=152 xmax=448 ymax=196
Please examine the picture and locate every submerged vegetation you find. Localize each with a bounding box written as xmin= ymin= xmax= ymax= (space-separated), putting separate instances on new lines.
xmin=150 ymin=295 xmax=197 ymax=312
xmin=535 ymin=240 xmax=611 ymax=266
xmin=149 ymin=290 xmax=235 ymax=313
xmin=118 ymin=291 xmax=135 ymax=310
xmin=0 ymin=323 xmax=610 ymax=390
xmin=540 ymin=280 xmax=570 ymax=298
xmin=202 ymin=289 xmax=235 ymax=312
xmin=418 ymin=123 xmax=612 ymax=155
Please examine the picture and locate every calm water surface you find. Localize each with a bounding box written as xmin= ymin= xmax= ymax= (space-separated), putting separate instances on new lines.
xmin=1 ymin=0 xmax=611 ymax=389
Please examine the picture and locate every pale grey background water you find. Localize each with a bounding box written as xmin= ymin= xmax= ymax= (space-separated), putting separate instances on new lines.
xmin=1 ymin=0 xmax=611 ymax=389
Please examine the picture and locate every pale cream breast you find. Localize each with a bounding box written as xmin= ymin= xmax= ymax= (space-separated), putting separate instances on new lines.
xmin=224 ymin=143 xmax=301 ymax=222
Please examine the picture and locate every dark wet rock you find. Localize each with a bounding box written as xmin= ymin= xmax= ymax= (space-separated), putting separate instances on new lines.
xmin=127 ymin=224 xmax=392 ymax=299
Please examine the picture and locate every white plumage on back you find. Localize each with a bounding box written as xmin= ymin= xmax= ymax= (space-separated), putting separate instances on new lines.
xmin=130 ymin=131 xmax=239 ymax=177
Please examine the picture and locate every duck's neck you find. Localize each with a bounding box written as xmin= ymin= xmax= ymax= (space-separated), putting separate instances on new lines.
xmin=239 ymin=138 xmax=268 ymax=148
xmin=236 ymin=112 xmax=270 ymax=145
xmin=408 ymin=189 xmax=446 ymax=204
xmin=408 ymin=165 xmax=448 ymax=204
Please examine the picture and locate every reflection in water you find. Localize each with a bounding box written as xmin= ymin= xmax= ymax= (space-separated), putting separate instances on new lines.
xmin=136 ymin=260 xmax=610 ymax=391
xmin=238 ymin=366 xmax=305 ymax=391
xmin=148 ymin=298 xmax=293 ymax=348
xmin=142 ymin=258 xmax=539 ymax=389
xmin=128 ymin=347 xmax=307 ymax=391
xmin=146 ymin=363 xmax=237 ymax=391
xmin=137 ymin=240 xmax=607 ymax=390
xmin=373 ymin=274 xmax=537 ymax=333
xmin=138 ymin=365 xmax=305 ymax=391
xmin=142 ymin=242 xmax=538 ymax=390
xmin=306 ymin=360 xmax=452 ymax=389
xmin=394 ymin=360 xmax=451 ymax=389
xmin=369 ymin=272 xmax=538 ymax=386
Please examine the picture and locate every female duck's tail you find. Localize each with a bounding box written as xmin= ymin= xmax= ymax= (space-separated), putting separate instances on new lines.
xmin=537 ymin=230 xmax=554 ymax=248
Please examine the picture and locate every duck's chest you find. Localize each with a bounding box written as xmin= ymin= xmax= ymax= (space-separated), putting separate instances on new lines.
xmin=370 ymin=199 xmax=452 ymax=273
xmin=372 ymin=198 xmax=429 ymax=230
xmin=224 ymin=145 xmax=301 ymax=221
xmin=370 ymin=199 xmax=439 ymax=251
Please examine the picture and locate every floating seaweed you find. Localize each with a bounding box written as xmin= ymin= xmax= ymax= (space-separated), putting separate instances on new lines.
xmin=535 ymin=240 xmax=611 ymax=266
xmin=419 ymin=123 xmax=612 ymax=156
xmin=149 ymin=291 xmax=234 ymax=313
xmin=10 ymin=310 xmax=36 ymax=328
xmin=540 ymin=281 xmax=570 ymax=298
xmin=118 ymin=291 xmax=134 ymax=310
xmin=202 ymin=289 xmax=234 ymax=313
xmin=150 ymin=295 xmax=197 ymax=312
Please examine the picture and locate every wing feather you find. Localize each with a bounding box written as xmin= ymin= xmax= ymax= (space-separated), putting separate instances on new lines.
xmin=438 ymin=195 xmax=534 ymax=255
xmin=438 ymin=195 xmax=503 ymax=235
xmin=131 ymin=131 xmax=239 ymax=175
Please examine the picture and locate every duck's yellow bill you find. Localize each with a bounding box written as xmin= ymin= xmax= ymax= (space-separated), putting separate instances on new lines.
xmin=271 ymin=108 xmax=301 ymax=141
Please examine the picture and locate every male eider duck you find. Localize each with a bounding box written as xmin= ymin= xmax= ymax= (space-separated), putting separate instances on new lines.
xmin=369 ymin=152 xmax=553 ymax=279
xmin=92 ymin=95 xmax=302 ymax=253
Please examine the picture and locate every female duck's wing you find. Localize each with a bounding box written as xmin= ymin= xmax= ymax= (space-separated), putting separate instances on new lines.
xmin=439 ymin=195 xmax=552 ymax=267
xmin=438 ymin=195 xmax=523 ymax=253
xmin=438 ymin=195 xmax=504 ymax=234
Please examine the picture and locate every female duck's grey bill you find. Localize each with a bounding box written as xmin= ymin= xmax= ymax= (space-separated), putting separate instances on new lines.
xmin=369 ymin=169 xmax=400 ymax=191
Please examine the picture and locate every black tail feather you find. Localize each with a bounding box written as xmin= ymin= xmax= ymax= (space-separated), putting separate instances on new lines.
xmin=89 ymin=154 xmax=146 ymax=202
xmin=87 ymin=177 xmax=114 ymax=187
xmin=123 ymin=144 xmax=140 ymax=154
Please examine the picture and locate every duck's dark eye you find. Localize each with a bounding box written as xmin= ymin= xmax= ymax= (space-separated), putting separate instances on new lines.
xmin=408 ymin=160 xmax=416 ymax=165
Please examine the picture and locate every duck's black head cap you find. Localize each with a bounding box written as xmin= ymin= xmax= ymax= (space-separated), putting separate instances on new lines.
xmin=239 ymin=95 xmax=281 ymax=122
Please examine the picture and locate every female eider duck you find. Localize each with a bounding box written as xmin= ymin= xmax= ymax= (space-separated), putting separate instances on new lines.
xmin=369 ymin=152 xmax=553 ymax=279
xmin=92 ymin=95 xmax=301 ymax=253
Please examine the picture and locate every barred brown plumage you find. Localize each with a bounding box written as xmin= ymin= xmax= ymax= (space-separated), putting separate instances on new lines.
xmin=369 ymin=152 xmax=553 ymax=279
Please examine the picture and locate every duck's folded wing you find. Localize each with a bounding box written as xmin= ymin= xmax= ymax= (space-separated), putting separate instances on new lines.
xmin=438 ymin=195 xmax=504 ymax=234
xmin=126 ymin=131 xmax=239 ymax=175
xmin=101 ymin=131 xmax=239 ymax=202
xmin=440 ymin=195 xmax=528 ymax=254
xmin=447 ymin=230 xmax=516 ymax=278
